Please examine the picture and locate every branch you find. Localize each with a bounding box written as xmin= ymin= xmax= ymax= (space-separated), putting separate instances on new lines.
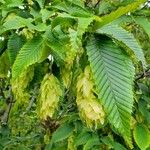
xmin=94 ymin=0 xmax=101 ymax=8
xmin=23 ymin=96 xmax=35 ymax=115
xmin=135 ymin=66 xmax=150 ymax=81
xmin=0 ymin=78 xmax=5 ymax=99
xmin=1 ymin=86 xmax=13 ymax=125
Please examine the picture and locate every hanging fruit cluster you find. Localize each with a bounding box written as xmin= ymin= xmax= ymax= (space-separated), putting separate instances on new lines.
xmin=76 ymin=66 xmax=105 ymax=129
xmin=38 ymin=74 xmax=62 ymax=120
xmin=12 ymin=67 xmax=34 ymax=107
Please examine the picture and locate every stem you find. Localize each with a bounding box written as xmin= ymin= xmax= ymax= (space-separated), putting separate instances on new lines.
xmin=24 ymin=96 xmax=35 ymax=114
xmin=0 ymin=78 xmax=5 ymax=99
xmin=1 ymin=86 xmax=13 ymax=125
xmin=135 ymin=66 xmax=150 ymax=81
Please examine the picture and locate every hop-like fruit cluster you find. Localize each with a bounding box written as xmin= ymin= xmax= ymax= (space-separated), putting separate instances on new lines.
xmin=76 ymin=66 xmax=105 ymax=129
xmin=12 ymin=66 xmax=34 ymax=106
xmin=0 ymin=52 xmax=10 ymax=78
xmin=61 ymin=64 xmax=72 ymax=88
xmin=61 ymin=29 xmax=79 ymax=88
xmin=67 ymin=134 xmax=76 ymax=150
xmin=38 ymin=74 xmax=62 ymax=120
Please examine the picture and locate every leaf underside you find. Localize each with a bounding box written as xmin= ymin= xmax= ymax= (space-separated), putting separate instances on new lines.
xmin=86 ymin=37 xmax=135 ymax=146
xmin=12 ymin=37 xmax=49 ymax=80
xmin=7 ymin=33 xmax=25 ymax=65
xmin=94 ymin=0 xmax=147 ymax=29
xmin=96 ymin=24 xmax=146 ymax=67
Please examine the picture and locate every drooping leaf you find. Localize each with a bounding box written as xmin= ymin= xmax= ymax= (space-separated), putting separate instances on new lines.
xmin=77 ymin=17 xmax=94 ymax=38
xmin=138 ymin=99 xmax=150 ymax=125
xmin=134 ymin=16 xmax=150 ymax=38
xmin=83 ymin=135 xmax=100 ymax=150
xmin=94 ymin=0 xmax=147 ymax=29
xmin=67 ymin=0 xmax=85 ymax=8
xmin=12 ymin=36 xmax=50 ymax=80
xmin=5 ymin=0 xmax=24 ymax=8
xmin=133 ymin=123 xmax=150 ymax=150
xmin=98 ymin=1 xmax=112 ymax=15
xmin=96 ymin=24 xmax=146 ymax=67
xmin=3 ymin=14 xmax=47 ymax=32
xmin=86 ymin=37 xmax=135 ymax=147
xmin=75 ymin=131 xmax=92 ymax=146
xmin=52 ymin=123 xmax=74 ymax=143
xmin=113 ymin=142 xmax=127 ymax=150
xmin=40 ymin=9 xmax=54 ymax=23
xmin=111 ymin=15 xmax=133 ymax=26
xmin=7 ymin=33 xmax=25 ymax=65
xmin=36 ymin=0 xmax=45 ymax=8
xmin=52 ymin=1 xmax=92 ymax=18
xmin=101 ymin=136 xmax=114 ymax=148
xmin=51 ymin=14 xmax=75 ymax=29
xmin=51 ymin=12 xmax=94 ymax=38
xmin=68 ymin=5 xmax=92 ymax=18
xmin=3 ymin=15 xmax=34 ymax=31
xmin=45 ymin=28 xmax=67 ymax=64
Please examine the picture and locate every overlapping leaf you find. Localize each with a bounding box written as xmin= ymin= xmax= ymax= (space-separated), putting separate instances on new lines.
xmin=45 ymin=29 xmax=67 ymax=64
xmin=86 ymin=37 xmax=135 ymax=147
xmin=3 ymin=15 xmax=34 ymax=31
xmin=133 ymin=124 xmax=150 ymax=150
xmin=7 ymin=33 xmax=25 ymax=65
xmin=96 ymin=24 xmax=146 ymax=67
xmin=12 ymin=36 xmax=49 ymax=80
xmin=94 ymin=0 xmax=146 ymax=29
xmin=134 ymin=17 xmax=150 ymax=38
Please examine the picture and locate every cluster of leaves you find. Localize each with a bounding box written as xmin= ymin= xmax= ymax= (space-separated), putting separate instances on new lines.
xmin=0 ymin=0 xmax=150 ymax=149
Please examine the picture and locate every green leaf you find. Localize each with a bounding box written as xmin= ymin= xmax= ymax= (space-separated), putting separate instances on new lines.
xmin=51 ymin=14 xmax=75 ymax=29
xmin=45 ymin=28 xmax=67 ymax=64
xmin=83 ymin=135 xmax=100 ymax=150
xmin=12 ymin=36 xmax=49 ymax=80
xmin=52 ymin=123 xmax=74 ymax=143
xmin=5 ymin=0 xmax=23 ymax=8
xmin=139 ymin=99 xmax=150 ymax=125
xmin=133 ymin=123 xmax=150 ymax=150
xmin=68 ymin=5 xmax=92 ymax=18
xmin=36 ymin=0 xmax=45 ymax=9
xmin=96 ymin=24 xmax=146 ymax=67
xmin=75 ymin=131 xmax=91 ymax=146
xmin=7 ymin=33 xmax=25 ymax=65
xmin=52 ymin=1 xmax=92 ymax=18
xmin=94 ymin=0 xmax=147 ymax=29
xmin=3 ymin=15 xmax=47 ymax=32
xmin=40 ymin=9 xmax=54 ymax=23
xmin=67 ymin=0 xmax=85 ymax=8
xmin=86 ymin=37 xmax=135 ymax=147
xmin=134 ymin=17 xmax=150 ymax=38
xmin=101 ymin=136 xmax=114 ymax=148
xmin=3 ymin=15 xmax=34 ymax=31
xmin=77 ymin=17 xmax=94 ymax=38
xmin=101 ymin=136 xmax=127 ymax=149
xmin=111 ymin=15 xmax=133 ymax=26
xmin=113 ymin=142 xmax=127 ymax=150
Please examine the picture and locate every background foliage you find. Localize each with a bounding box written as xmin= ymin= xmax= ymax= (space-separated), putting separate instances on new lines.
xmin=0 ymin=0 xmax=150 ymax=149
